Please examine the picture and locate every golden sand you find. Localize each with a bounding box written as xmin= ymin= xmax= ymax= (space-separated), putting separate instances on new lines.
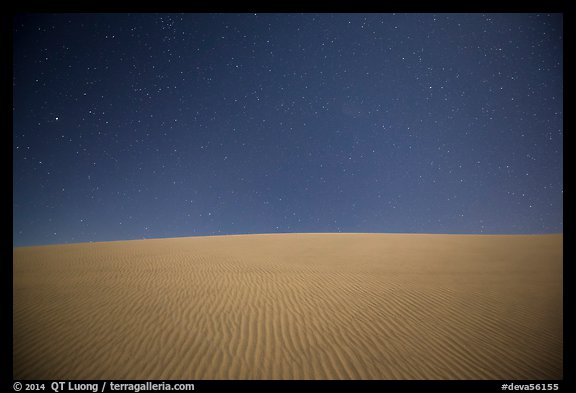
xmin=13 ymin=233 xmax=562 ymax=379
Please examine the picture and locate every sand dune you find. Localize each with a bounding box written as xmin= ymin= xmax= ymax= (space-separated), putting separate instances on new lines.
xmin=13 ymin=233 xmax=562 ymax=380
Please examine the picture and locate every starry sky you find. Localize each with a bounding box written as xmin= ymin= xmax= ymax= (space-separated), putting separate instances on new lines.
xmin=13 ymin=13 xmax=563 ymax=247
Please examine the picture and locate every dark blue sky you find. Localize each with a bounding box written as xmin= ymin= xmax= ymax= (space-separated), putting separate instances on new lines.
xmin=13 ymin=13 xmax=563 ymax=247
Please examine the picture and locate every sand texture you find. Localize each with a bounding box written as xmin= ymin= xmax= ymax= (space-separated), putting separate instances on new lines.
xmin=13 ymin=233 xmax=562 ymax=380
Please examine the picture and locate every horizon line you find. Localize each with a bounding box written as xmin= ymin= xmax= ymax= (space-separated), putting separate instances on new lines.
xmin=13 ymin=231 xmax=564 ymax=249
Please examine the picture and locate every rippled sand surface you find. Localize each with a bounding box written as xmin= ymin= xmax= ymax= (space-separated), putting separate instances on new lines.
xmin=13 ymin=233 xmax=563 ymax=379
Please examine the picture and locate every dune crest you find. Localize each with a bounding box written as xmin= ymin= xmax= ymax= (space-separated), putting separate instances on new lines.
xmin=13 ymin=233 xmax=563 ymax=379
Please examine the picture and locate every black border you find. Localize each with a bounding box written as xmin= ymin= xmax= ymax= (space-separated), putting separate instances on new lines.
xmin=5 ymin=380 xmax=568 ymax=392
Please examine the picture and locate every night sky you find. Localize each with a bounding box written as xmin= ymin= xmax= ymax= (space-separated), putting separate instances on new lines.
xmin=13 ymin=13 xmax=563 ymax=247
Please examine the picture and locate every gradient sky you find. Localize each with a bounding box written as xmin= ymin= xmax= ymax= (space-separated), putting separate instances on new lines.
xmin=13 ymin=13 xmax=563 ymax=247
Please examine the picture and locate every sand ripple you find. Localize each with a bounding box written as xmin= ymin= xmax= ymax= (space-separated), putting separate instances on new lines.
xmin=13 ymin=234 xmax=562 ymax=379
